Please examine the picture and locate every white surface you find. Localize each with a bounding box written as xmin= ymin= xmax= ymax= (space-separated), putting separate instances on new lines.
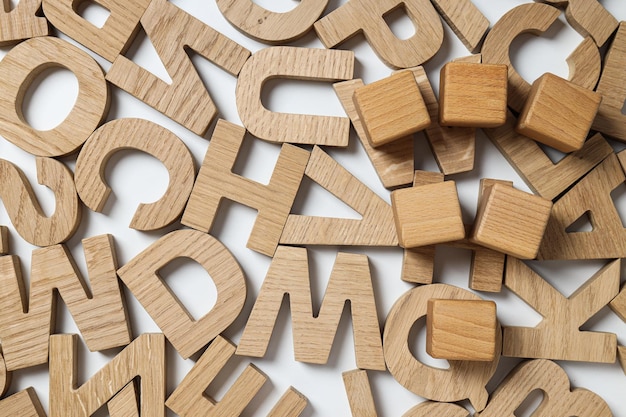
xmin=1 ymin=0 xmax=626 ymax=415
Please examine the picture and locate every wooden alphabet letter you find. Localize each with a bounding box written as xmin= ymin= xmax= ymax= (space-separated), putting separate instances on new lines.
xmin=106 ymin=0 xmax=250 ymax=136
xmin=236 ymin=46 xmax=353 ymax=146
xmin=42 ymin=0 xmax=151 ymax=61
xmin=0 ymin=0 xmax=48 ymax=45
xmin=0 ymin=234 xmax=131 ymax=371
xmin=108 ymin=382 xmax=139 ymax=417
xmin=343 ymin=370 xmax=378 ymax=417
xmin=503 ymin=258 xmax=618 ymax=362
xmin=49 ymin=333 xmax=165 ymax=417
xmin=0 ymin=388 xmax=46 ymax=417
xmin=237 ymin=246 xmax=385 ymax=370
xmin=117 ymin=229 xmax=246 ymax=359
xmin=429 ymin=0 xmax=488 ymax=53
xmin=182 ymin=119 xmax=309 ymax=257
xmin=402 ymin=402 xmax=469 ymax=417
xmin=0 ymin=36 xmax=109 ymax=157
xmin=75 ymin=118 xmax=195 ymax=231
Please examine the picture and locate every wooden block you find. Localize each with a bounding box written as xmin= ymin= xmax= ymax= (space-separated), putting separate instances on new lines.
xmin=182 ymin=119 xmax=309 ymax=257
xmin=267 ymin=388 xmax=308 ymax=417
xmin=471 ymin=183 xmax=552 ymax=259
xmin=384 ymin=284 xmax=502 ymax=411
xmin=537 ymin=153 xmax=626 ymax=259
xmin=280 ymin=146 xmax=398 ymax=247
xmin=439 ymin=62 xmax=507 ymax=128
xmin=0 ymin=0 xmax=49 ymax=45
xmin=454 ymin=54 xmax=482 ymax=64
xmin=108 ymin=382 xmax=139 ymax=417
xmin=516 ymin=73 xmax=601 ymax=153
xmin=469 ymin=249 xmax=506 ymax=293
xmin=426 ymin=299 xmax=497 ymax=361
xmin=353 ymin=71 xmax=430 ymax=147
xmin=0 ymin=157 xmax=79 ymax=247
xmin=402 ymin=246 xmax=436 ymax=284
xmin=0 ymin=235 xmax=131 ymax=371
xmin=334 ymin=79 xmax=414 ymax=188
xmin=429 ymin=0 xmax=488 ymax=53
xmin=343 ymin=370 xmax=378 ymax=417
xmin=403 ymin=402 xmax=469 ymax=417
xmin=0 ymin=226 xmax=9 ymax=256
xmin=619 ymin=346 xmax=626 ymax=375
xmin=485 ymin=112 xmax=613 ymax=200
xmin=0 ymin=36 xmax=109 ymax=157
xmin=609 ymin=284 xmax=626 ymax=322
xmin=216 ymin=0 xmax=327 ymax=43
xmin=49 ymin=333 xmax=165 ymax=417
xmin=237 ymin=246 xmax=385 ymax=370
xmin=75 ymin=118 xmax=195 ymax=231
xmin=503 ymin=258 xmax=618 ymax=363
xmin=314 ymin=0 xmax=443 ymax=69
xmin=236 ymin=46 xmax=353 ymax=146
xmin=0 ymin=389 xmax=46 ymax=417
xmin=106 ymin=0 xmax=250 ymax=136
xmin=117 ymin=230 xmax=246 ymax=359
xmin=391 ymin=181 xmax=465 ymax=248
xmin=482 ymin=3 xmax=601 ymax=112
xmin=42 ymin=0 xmax=150 ymax=61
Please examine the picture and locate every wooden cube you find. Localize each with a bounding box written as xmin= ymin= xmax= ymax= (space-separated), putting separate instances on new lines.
xmin=353 ymin=71 xmax=430 ymax=147
xmin=427 ymin=299 xmax=497 ymax=361
xmin=516 ymin=73 xmax=602 ymax=153
xmin=439 ymin=62 xmax=508 ymax=128
xmin=470 ymin=183 xmax=552 ymax=259
xmin=391 ymin=181 xmax=465 ymax=249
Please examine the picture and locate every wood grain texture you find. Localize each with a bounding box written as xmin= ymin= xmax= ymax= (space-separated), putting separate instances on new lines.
xmin=0 ymin=0 xmax=48 ymax=45
xmin=609 ymin=283 xmax=626 ymax=322
xmin=106 ymin=0 xmax=250 ymax=136
xmin=503 ymin=258 xmax=619 ymax=363
xmin=267 ymin=388 xmax=308 ymax=417
xmin=313 ymin=0 xmax=443 ymax=69
xmin=182 ymin=119 xmax=309 ymax=257
xmin=469 ymin=248 xmax=506 ymax=293
xmin=0 ymin=388 xmax=46 ymax=417
xmin=49 ymin=333 xmax=165 ymax=417
xmin=384 ymin=284 xmax=502 ymax=411
xmin=353 ymin=71 xmax=430 ymax=147
xmin=42 ymin=0 xmax=150 ymax=61
xmin=439 ymin=62 xmax=507 ymax=128
xmin=482 ymin=3 xmax=601 ymax=112
xmin=427 ymin=299 xmax=497 ymax=361
xmin=333 ymin=79 xmax=414 ymax=189
xmin=402 ymin=402 xmax=469 ymax=417
xmin=0 ymin=226 xmax=9 ymax=256
xmin=343 ymin=370 xmax=378 ymax=417
xmin=0 ymin=157 xmax=80 ymax=247
xmin=237 ymin=246 xmax=385 ymax=370
xmin=471 ymin=183 xmax=552 ymax=259
xmin=593 ymin=22 xmax=626 ymax=141
xmin=485 ymin=113 xmax=613 ymax=201
xmin=0 ymin=36 xmax=109 ymax=157
xmin=619 ymin=346 xmax=626 ymax=375
xmin=236 ymin=46 xmax=353 ymax=146
xmin=402 ymin=246 xmax=435 ymax=284
xmin=0 ymin=352 xmax=9 ymax=397
xmin=0 ymin=235 xmax=130 ymax=371
xmin=216 ymin=0 xmax=327 ymax=43
xmin=537 ymin=153 xmax=626 ymax=259
xmin=475 ymin=359 xmax=611 ymax=417
xmin=75 ymin=118 xmax=195 ymax=231
xmin=517 ymin=73 xmax=601 ymax=153
xmin=117 ymin=229 xmax=246 ymax=359
xmin=108 ymin=382 xmax=139 ymax=417
xmin=280 ymin=146 xmax=398 ymax=247
xmin=429 ymin=0 xmax=488 ymax=53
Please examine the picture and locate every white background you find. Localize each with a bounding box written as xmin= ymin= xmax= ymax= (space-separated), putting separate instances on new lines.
xmin=1 ymin=0 xmax=626 ymax=415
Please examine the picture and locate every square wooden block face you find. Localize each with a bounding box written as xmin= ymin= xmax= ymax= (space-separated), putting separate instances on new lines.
xmin=426 ymin=299 xmax=497 ymax=362
xmin=516 ymin=73 xmax=602 ymax=153
xmin=471 ymin=183 xmax=552 ymax=259
xmin=353 ymin=71 xmax=430 ymax=147
xmin=391 ymin=181 xmax=465 ymax=249
xmin=439 ymin=62 xmax=508 ymax=128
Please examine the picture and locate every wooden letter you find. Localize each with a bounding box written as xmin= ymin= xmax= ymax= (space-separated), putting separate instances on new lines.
xmin=0 ymin=235 xmax=131 ymax=371
xmin=108 ymin=382 xmax=139 ymax=417
xmin=482 ymin=4 xmax=601 ymax=112
xmin=0 ymin=389 xmax=46 ymax=417
xmin=182 ymin=119 xmax=309 ymax=257
xmin=236 ymin=46 xmax=354 ymax=146
xmin=313 ymin=0 xmax=443 ymax=69
xmin=0 ymin=157 xmax=80 ymax=247
xmin=0 ymin=36 xmax=109 ymax=157
xmin=42 ymin=0 xmax=151 ymax=61
xmin=343 ymin=370 xmax=378 ymax=417
xmin=117 ymin=229 xmax=246 ymax=359
xmin=237 ymin=246 xmax=385 ymax=370
xmin=403 ymin=402 xmax=469 ymax=417
xmin=216 ymin=0 xmax=328 ymax=43
xmin=280 ymin=147 xmax=398 ymax=247
xmin=75 ymin=118 xmax=195 ymax=231
xmin=476 ymin=359 xmax=611 ymax=417
xmin=106 ymin=0 xmax=250 ymax=136
xmin=49 ymin=333 xmax=165 ymax=417
xmin=0 ymin=0 xmax=48 ymax=45
xmin=503 ymin=258 xmax=618 ymax=363
xmin=384 ymin=284 xmax=502 ymax=411
xmin=429 ymin=0 xmax=488 ymax=53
